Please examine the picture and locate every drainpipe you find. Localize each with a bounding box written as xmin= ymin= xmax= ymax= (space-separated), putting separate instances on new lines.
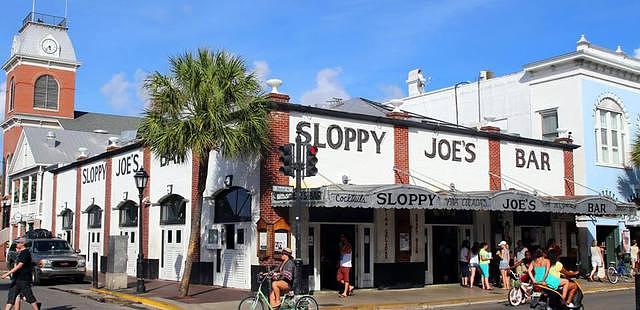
xmin=454 ymin=81 xmax=470 ymax=126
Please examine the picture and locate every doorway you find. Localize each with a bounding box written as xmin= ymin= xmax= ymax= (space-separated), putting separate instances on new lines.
xmin=597 ymin=226 xmax=619 ymax=266
xmin=432 ymin=226 xmax=458 ymax=284
xmin=320 ymin=224 xmax=356 ymax=290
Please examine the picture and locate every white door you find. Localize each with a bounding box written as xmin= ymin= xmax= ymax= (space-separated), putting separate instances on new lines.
xmin=211 ymin=224 xmax=224 ymax=286
xmin=357 ymin=224 xmax=374 ymax=288
xmin=120 ymin=230 xmax=138 ymax=276
xmin=160 ymin=227 xmax=185 ymax=281
xmin=87 ymin=230 xmax=102 ymax=270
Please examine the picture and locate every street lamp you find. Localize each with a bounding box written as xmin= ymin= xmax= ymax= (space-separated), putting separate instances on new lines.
xmin=454 ymin=81 xmax=470 ymax=126
xmin=133 ymin=168 xmax=149 ymax=294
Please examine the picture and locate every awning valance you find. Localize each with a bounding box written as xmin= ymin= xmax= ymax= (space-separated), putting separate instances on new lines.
xmin=272 ymin=184 xmax=636 ymax=216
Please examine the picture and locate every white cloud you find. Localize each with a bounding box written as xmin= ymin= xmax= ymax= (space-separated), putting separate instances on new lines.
xmin=252 ymin=60 xmax=270 ymax=83
xmin=299 ymin=67 xmax=349 ymax=106
xmin=634 ymin=47 xmax=640 ymax=59
xmin=379 ymin=84 xmax=404 ymax=101
xmin=134 ymin=69 xmax=150 ymax=106
xmin=101 ymin=73 xmax=131 ymax=109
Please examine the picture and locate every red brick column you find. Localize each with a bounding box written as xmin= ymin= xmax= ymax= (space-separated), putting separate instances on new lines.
xmin=393 ymin=126 xmax=409 ymax=184
xmin=488 ymin=138 xmax=501 ymax=191
xmin=260 ymin=110 xmax=289 ymax=258
xmin=191 ymin=151 xmax=201 ymax=262
xmin=103 ymin=158 xmax=112 ymax=254
xmin=564 ymin=150 xmax=575 ymax=196
xmin=51 ymin=174 xmax=57 ymax=235
xmin=74 ymin=167 xmax=82 ymax=250
xmin=142 ymin=148 xmax=151 ymax=257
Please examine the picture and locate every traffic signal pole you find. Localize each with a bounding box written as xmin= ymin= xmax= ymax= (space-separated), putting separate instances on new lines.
xmin=294 ymin=130 xmax=303 ymax=295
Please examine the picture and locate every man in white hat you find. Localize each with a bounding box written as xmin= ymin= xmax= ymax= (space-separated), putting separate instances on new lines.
xmin=269 ymin=247 xmax=295 ymax=308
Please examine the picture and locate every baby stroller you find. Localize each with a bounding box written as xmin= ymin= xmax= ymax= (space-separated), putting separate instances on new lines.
xmin=508 ymin=269 xmax=533 ymax=306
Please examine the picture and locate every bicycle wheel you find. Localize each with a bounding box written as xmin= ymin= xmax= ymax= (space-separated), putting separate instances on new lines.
xmin=295 ymin=296 xmax=319 ymax=310
xmin=238 ymin=296 xmax=266 ymax=310
xmin=606 ymin=266 xmax=619 ymax=284
xmin=508 ymin=287 xmax=524 ymax=306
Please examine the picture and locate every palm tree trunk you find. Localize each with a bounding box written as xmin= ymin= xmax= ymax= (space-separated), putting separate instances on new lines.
xmin=178 ymin=152 xmax=209 ymax=297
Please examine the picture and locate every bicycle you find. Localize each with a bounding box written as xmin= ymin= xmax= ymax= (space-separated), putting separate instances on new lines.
xmin=238 ymin=271 xmax=319 ymax=310
xmin=606 ymin=256 xmax=633 ymax=284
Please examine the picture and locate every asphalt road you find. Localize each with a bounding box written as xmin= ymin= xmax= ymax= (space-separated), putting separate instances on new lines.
xmin=439 ymin=289 xmax=634 ymax=309
xmin=0 ymin=278 xmax=138 ymax=310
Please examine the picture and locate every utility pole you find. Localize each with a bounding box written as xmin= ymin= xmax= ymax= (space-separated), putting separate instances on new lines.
xmin=293 ymin=130 xmax=303 ymax=295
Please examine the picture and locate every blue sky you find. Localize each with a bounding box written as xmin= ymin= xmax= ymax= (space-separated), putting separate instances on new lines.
xmin=2 ymin=0 xmax=640 ymax=116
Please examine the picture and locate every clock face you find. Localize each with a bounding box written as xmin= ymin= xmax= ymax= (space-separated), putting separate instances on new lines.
xmin=41 ymin=38 xmax=58 ymax=55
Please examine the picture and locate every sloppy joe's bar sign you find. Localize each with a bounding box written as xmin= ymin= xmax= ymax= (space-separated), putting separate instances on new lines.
xmin=324 ymin=185 xmax=439 ymax=209
xmin=296 ymin=121 xmax=387 ymax=154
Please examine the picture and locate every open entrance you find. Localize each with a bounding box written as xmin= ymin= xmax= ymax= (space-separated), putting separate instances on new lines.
xmin=320 ymin=224 xmax=356 ymax=291
xmin=432 ymin=226 xmax=458 ymax=284
xmin=597 ymin=226 xmax=619 ymax=265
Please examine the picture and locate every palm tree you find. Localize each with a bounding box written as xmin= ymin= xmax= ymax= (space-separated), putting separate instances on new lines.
xmin=138 ymin=49 xmax=270 ymax=297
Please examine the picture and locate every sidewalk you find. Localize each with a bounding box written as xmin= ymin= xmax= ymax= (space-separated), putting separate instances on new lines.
xmin=86 ymin=276 xmax=634 ymax=310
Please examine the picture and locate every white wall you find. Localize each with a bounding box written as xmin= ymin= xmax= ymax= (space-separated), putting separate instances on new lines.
xmin=55 ymin=169 xmax=77 ymax=245
xmin=500 ymin=142 xmax=565 ymax=195
xmin=408 ymin=129 xmax=489 ymax=191
xmin=289 ymin=111 xmax=395 ymax=186
xmin=78 ymin=160 xmax=107 ymax=269
xmin=40 ymin=171 xmax=54 ymax=230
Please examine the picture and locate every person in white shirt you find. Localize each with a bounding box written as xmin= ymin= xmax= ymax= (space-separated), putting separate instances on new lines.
xmin=459 ymin=240 xmax=470 ymax=287
xmin=468 ymin=242 xmax=480 ymax=288
xmin=514 ymin=240 xmax=528 ymax=275
xmin=631 ymin=240 xmax=639 ymax=275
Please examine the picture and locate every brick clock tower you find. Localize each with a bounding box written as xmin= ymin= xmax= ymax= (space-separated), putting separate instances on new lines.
xmin=2 ymin=13 xmax=80 ymax=195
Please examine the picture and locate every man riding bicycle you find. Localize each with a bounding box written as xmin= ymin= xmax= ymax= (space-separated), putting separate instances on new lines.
xmin=269 ymin=247 xmax=295 ymax=308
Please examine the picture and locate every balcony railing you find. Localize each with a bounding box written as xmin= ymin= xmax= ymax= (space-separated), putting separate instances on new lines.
xmin=22 ymin=12 xmax=68 ymax=30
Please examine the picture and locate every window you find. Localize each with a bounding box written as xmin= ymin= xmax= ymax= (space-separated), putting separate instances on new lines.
xmin=12 ymin=180 xmax=19 ymax=203
xmin=29 ymin=175 xmax=37 ymax=202
xmin=117 ymin=200 xmax=138 ymax=227
xmin=20 ymin=178 xmax=28 ymax=203
xmin=214 ymin=187 xmax=252 ymax=223
xmin=159 ymin=194 xmax=186 ymax=225
xmin=33 ymin=75 xmax=58 ymax=110
xmin=61 ymin=209 xmax=73 ymax=230
xmin=2 ymin=206 xmax=9 ymax=228
xmin=9 ymin=78 xmax=15 ymax=111
xmin=86 ymin=204 xmax=102 ymax=229
xmin=236 ymin=228 xmax=244 ymax=245
xmin=541 ymin=109 xmax=558 ymax=141
xmin=595 ymin=97 xmax=626 ymax=166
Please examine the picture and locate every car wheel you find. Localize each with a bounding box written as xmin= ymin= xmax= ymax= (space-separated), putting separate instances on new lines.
xmin=31 ymin=270 xmax=41 ymax=286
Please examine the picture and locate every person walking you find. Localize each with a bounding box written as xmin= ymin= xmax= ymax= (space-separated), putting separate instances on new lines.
xmin=588 ymin=240 xmax=602 ymax=281
xmin=514 ymin=240 xmax=528 ymax=275
xmin=1 ymin=237 xmax=39 ymax=310
xmin=631 ymin=240 xmax=639 ymax=275
xmin=469 ymin=242 xmax=480 ymax=288
xmin=459 ymin=240 xmax=470 ymax=287
xmin=497 ymin=241 xmax=511 ymax=290
xmin=337 ymin=234 xmax=354 ymax=298
xmin=478 ymin=242 xmax=492 ymax=290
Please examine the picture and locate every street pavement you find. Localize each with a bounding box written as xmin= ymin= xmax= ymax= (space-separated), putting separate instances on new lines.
xmin=0 ymin=278 xmax=146 ymax=309
xmin=439 ymin=289 xmax=634 ymax=309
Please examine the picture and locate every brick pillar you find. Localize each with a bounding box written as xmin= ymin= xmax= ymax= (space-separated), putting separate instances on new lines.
xmin=393 ymin=126 xmax=409 ymax=184
xmin=143 ymin=148 xmax=151 ymax=257
xmin=488 ymin=138 xmax=501 ymax=191
xmin=74 ymin=167 xmax=82 ymax=250
xmin=191 ymin=151 xmax=201 ymax=262
xmin=564 ymin=150 xmax=575 ymax=196
xmin=103 ymin=158 xmax=112 ymax=255
xmin=260 ymin=110 xmax=290 ymax=258
xmin=51 ymin=174 xmax=57 ymax=236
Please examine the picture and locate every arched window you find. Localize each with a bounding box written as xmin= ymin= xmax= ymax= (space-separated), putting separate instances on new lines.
xmin=595 ymin=97 xmax=626 ymax=166
xmin=214 ymin=187 xmax=252 ymax=223
xmin=8 ymin=78 xmax=15 ymax=111
xmin=33 ymin=75 xmax=58 ymax=110
xmin=85 ymin=204 xmax=102 ymax=229
xmin=60 ymin=209 xmax=74 ymax=230
xmin=116 ymin=200 xmax=138 ymax=227
xmin=159 ymin=194 xmax=186 ymax=225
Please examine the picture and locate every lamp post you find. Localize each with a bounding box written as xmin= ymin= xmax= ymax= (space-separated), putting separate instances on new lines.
xmin=133 ymin=168 xmax=149 ymax=294
xmin=454 ymin=81 xmax=470 ymax=126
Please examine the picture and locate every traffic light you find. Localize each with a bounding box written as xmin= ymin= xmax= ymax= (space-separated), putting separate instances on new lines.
xmin=305 ymin=145 xmax=318 ymax=177
xmin=278 ymin=143 xmax=295 ymax=177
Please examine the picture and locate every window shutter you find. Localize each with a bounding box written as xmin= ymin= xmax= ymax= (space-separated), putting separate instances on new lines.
xmin=33 ymin=75 xmax=59 ymax=109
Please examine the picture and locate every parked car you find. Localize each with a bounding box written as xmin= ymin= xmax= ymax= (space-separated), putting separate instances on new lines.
xmin=7 ymin=230 xmax=86 ymax=285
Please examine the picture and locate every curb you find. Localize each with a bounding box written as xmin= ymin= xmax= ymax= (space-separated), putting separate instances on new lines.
xmin=319 ymin=284 xmax=634 ymax=310
xmin=90 ymin=288 xmax=182 ymax=310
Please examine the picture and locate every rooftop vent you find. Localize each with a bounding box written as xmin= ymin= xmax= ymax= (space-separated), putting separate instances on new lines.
xmin=93 ymin=129 xmax=109 ymax=134
xmin=46 ymin=131 xmax=56 ymax=148
xmin=77 ymin=147 xmax=88 ymax=160
xmin=407 ymin=69 xmax=428 ymax=96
